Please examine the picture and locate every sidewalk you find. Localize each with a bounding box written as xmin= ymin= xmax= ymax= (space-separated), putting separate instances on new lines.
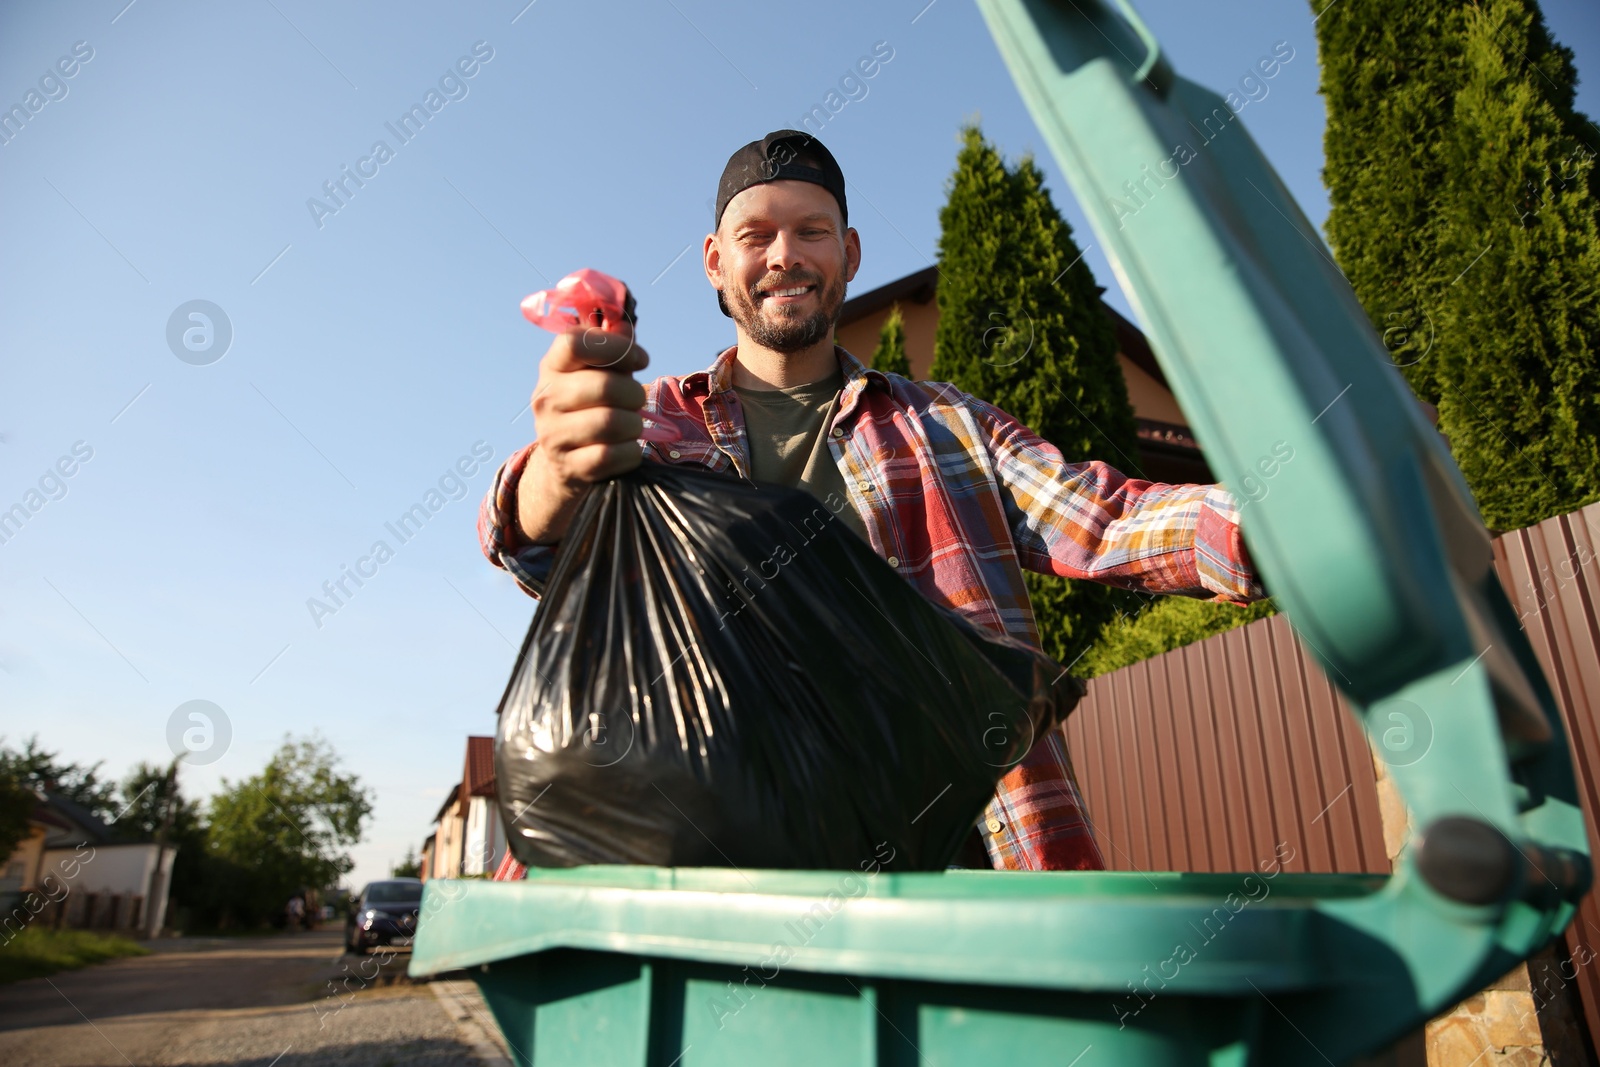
xmin=0 ymin=929 xmax=491 ymax=1066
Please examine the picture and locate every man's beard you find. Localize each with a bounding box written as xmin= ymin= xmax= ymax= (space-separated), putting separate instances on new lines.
xmin=725 ymin=269 xmax=847 ymax=353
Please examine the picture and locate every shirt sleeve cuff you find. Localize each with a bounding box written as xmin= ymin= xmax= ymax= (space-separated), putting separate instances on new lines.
xmin=1195 ymin=485 xmax=1266 ymax=604
xmin=500 ymin=543 xmax=556 ymax=599
xmin=478 ymin=442 xmax=554 ymax=599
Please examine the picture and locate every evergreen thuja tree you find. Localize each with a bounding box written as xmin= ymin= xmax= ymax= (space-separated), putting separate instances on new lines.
xmin=929 ymin=126 xmax=1141 ymax=668
xmin=1317 ymin=0 xmax=1600 ymax=529
xmin=1436 ymin=1 xmax=1600 ymax=528
xmin=872 ymin=303 xmax=911 ymax=376
xmin=1316 ymin=1 xmax=1469 ymax=403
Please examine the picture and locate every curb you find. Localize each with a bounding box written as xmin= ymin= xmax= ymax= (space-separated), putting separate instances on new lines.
xmin=429 ymin=978 xmax=515 ymax=1066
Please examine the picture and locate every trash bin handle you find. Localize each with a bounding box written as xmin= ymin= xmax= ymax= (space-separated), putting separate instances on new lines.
xmin=1106 ymin=0 xmax=1171 ymax=94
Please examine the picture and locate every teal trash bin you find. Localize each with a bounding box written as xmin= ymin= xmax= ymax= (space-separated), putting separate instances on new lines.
xmin=411 ymin=2 xmax=1590 ymax=1063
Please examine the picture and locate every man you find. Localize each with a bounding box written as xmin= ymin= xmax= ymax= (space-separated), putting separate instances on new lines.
xmin=479 ymin=130 xmax=1263 ymax=872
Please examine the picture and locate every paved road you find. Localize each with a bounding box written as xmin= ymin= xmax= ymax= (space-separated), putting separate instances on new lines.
xmin=0 ymin=930 xmax=493 ymax=1066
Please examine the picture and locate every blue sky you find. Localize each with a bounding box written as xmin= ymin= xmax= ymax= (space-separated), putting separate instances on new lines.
xmin=2 ymin=0 xmax=1596 ymax=893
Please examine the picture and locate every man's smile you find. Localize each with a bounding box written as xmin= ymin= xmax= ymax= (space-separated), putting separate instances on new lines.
xmin=758 ymin=283 xmax=817 ymax=305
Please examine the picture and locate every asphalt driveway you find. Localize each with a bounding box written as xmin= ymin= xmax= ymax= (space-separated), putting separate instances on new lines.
xmin=0 ymin=929 xmax=492 ymax=1066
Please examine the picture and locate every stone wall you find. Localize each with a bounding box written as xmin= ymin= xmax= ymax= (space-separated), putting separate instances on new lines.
xmin=1368 ymin=756 xmax=1596 ymax=1067
xmin=1425 ymin=949 xmax=1593 ymax=1066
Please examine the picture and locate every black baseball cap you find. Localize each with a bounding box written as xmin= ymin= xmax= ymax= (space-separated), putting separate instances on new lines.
xmin=714 ymin=130 xmax=849 ymax=317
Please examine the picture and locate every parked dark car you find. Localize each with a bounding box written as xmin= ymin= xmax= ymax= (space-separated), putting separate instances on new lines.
xmin=344 ymin=878 xmax=423 ymax=954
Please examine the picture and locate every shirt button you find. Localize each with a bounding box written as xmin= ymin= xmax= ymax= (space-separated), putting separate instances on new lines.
xmin=985 ymin=816 xmax=1004 ymax=834
xmin=830 ymin=427 xmax=844 ymax=438
xmin=668 ymin=450 xmax=681 ymax=459
xmin=858 ymin=481 xmax=873 ymax=492
xmin=886 ymin=556 xmax=900 ymax=567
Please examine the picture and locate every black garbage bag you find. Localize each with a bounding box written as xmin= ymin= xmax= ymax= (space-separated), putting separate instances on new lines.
xmin=494 ymin=462 xmax=1084 ymax=871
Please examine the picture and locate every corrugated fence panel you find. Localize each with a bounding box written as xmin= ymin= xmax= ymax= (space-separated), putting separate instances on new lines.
xmin=1064 ymin=612 xmax=1388 ymax=876
xmin=1060 ymin=502 xmax=1599 ymax=1037
xmin=1491 ymin=501 xmax=1600 ymax=1048
xmin=1062 ymin=607 xmax=1388 ymax=876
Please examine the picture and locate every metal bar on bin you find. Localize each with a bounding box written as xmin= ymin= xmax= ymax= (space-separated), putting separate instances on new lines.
xmin=977 ymin=0 xmax=1589 ymax=1051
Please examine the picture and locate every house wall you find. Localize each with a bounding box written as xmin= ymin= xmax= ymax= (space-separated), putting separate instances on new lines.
xmin=433 ymin=813 xmax=463 ymax=880
xmin=486 ymin=801 xmax=503 ymax=873
xmin=1117 ymin=354 xmax=1187 ymax=425
xmin=39 ymin=842 xmax=160 ymax=896
xmin=22 ymin=843 xmax=175 ymax=936
xmin=463 ymin=797 xmax=486 ymax=876
xmin=1 ymin=824 xmax=48 ymax=891
xmin=462 ymin=796 xmax=504 ymax=876
xmin=834 ymin=297 xmax=941 ymax=379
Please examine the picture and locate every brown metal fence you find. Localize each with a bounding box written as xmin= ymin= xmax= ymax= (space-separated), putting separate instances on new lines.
xmin=1492 ymin=501 xmax=1600 ymax=1044
xmin=1063 ymin=614 xmax=1389 ymax=876
xmin=1060 ymin=500 xmax=1600 ymax=1038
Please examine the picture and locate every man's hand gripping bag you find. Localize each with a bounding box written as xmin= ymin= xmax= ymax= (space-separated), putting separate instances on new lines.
xmin=494 ymin=463 xmax=1084 ymax=871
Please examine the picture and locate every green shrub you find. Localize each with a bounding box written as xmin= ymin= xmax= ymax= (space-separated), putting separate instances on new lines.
xmin=1077 ymin=597 xmax=1278 ymax=679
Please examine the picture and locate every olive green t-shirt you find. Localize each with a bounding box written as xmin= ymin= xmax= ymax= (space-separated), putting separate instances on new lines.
xmin=733 ymin=369 xmax=869 ymax=543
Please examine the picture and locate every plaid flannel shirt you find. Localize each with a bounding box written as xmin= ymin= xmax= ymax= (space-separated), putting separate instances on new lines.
xmin=479 ymin=345 xmax=1262 ymax=873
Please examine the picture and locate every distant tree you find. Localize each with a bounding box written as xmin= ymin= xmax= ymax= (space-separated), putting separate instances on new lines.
xmin=117 ymin=761 xmax=218 ymax=929
xmin=929 ymin=126 xmax=1142 ymax=668
xmin=0 ymin=736 xmax=117 ymax=822
xmin=391 ymin=846 xmax=423 ymax=879
xmin=871 ymin=304 xmax=912 ymax=377
xmin=117 ymin=761 xmax=203 ymax=842
xmin=1315 ymin=0 xmax=1600 ymax=529
xmin=0 ymin=773 xmax=36 ymax=861
xmin=204 ymin=737 xmax=373 ymax=928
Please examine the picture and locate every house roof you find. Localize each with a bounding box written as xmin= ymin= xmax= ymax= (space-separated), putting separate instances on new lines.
xmin=432 ymin=782 xmax=461 ymax=825
xmin=464 ymin=737 xmax=495 ymax=797
xmin=836 ymin=268 xmax=1210 ymax=484
xmin=838 ymin=264 xmax=938 ymax=321
xmin=458 ymin=736 xmax=495 ymax=817
xmin=36 ymin=791 xmax=122 ymax=846
xmin=1099 ymin=299 xmax=1170 ymax=390
xmin=836 ymin=268 xmax=1173 ymax=391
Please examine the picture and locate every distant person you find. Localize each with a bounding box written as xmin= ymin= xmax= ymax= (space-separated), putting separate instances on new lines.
xmin=479 ymin=129 xmax=1264 ymax=872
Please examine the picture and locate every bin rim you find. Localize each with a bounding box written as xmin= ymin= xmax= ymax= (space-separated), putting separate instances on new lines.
xmin=409 ymin=867 xmax=1393 ymax=993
